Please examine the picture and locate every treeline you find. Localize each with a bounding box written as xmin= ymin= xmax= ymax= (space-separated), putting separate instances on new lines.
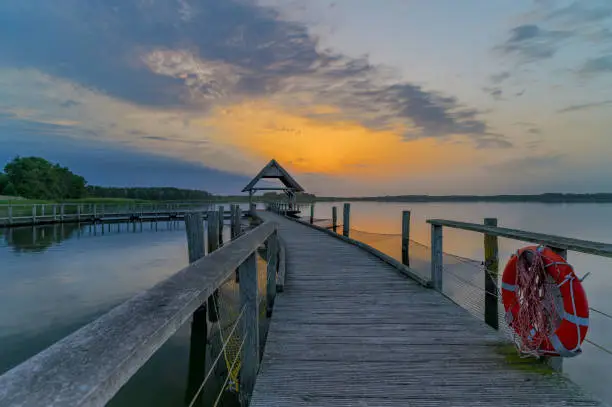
xmin=0 ymin=156 xmax=211 ymax=201
xmin=86 ymin=186 xmax=211 ymax=201
xmin=317 ymin=193 xmax=612 ymax=203
xmin=0 ymin=156 xmax=86 ymax=199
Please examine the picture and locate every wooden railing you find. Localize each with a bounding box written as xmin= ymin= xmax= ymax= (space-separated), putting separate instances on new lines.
xmin=0 ymin=202 xmax=249 ymax=227
xmin=0 ymin=211 xmax=281 ymax=407
xmin=427 ymin=218 xmax=612 ymax=371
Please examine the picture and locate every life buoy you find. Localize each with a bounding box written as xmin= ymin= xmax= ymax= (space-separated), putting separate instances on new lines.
xmin=501 ymin=245 xmax=588 ymax=357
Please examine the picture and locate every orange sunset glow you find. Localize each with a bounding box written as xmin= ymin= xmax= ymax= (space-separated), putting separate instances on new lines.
xmin=199 ymin=100 xmax=485 ymax=178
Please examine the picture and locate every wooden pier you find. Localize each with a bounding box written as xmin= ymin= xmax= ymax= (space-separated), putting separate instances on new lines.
xmin=0 ymin=160 xmax=609 ymax=407
xmin=250 ymin=212 xmax=602 ymax=406
xmin=0 ymin=202 xmax=246 ymax=227
xmin=0 ymin=206 xmax=607 ymax=406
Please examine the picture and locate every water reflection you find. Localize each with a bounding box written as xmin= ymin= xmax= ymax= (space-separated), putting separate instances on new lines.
xmin=0 ymin=221 xmax=185 ymax=253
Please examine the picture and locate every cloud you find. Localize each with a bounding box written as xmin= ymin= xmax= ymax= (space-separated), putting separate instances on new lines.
xmin=489 ymin=71 xmax=511 ymax=84
xmin=557 ymin=99 xmax=612 ymax=113
xmin=0 ymin=0 xmax=506 ymax=148
xmin=546 ymin=1 xmax=612 ymax=26
xmin=496 ymin=24 xmax=573 ymax=62
xmin=60 ymin=100 xmax=80 ymax=108
xmin=482 ymin=87 xmax=503 ymax=101
xmin=579 ymin=55 xmax=612 ymax=75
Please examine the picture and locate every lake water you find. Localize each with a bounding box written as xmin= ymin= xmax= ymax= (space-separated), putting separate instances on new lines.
xmin=1 ymin=202 xmax=611 ymax=405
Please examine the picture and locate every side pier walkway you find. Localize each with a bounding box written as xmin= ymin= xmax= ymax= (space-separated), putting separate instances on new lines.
xmin=251 ymin=212 xmax=601 ymax=406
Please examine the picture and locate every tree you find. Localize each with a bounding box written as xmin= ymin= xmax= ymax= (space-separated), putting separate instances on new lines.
xmin=3 ymin=156 xmax=87 ymax=199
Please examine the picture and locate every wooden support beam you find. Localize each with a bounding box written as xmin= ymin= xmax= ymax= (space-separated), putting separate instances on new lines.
xmin=483 ymin=218 xmax=499 ymax=330
xmin=207 ymin=211 xmax=220 ymax=323
xmin=239 ymin=252 xmax=258 ymax=406
xmin=402 ymin=210 xmax=411 ymax=267
xmin=266 ymin=232 xmax=278 ymax=317
xmin=430 ymin=224 xmax=443 ymax=291
xmin=342 ymin=203 xmax=350 ymax=237
xmin=332 ymin=206 xmax=337 ymax=233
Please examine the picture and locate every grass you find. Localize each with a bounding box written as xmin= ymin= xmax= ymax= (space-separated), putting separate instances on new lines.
xmin=493 ymin=343 xmax=555 ymax=375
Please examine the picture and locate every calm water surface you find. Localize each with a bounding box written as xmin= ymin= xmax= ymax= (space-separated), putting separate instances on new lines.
xmin=1 ymin=202 xmax=612 ymax=405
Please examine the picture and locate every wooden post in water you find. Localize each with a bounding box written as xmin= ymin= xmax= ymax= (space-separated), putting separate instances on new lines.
xmin=93 ymin=204 xmax=97 ymax=221
xmin=77 ymin=205 xmax=81 ymax=222
xmin=239 ymin=252 xmax=258 ymax=406
xmin=332 ymin=206 xmax=338 ymax=233
xmin=431 ymin=224 xmax=443 ymax=291
xmin=183 ymin=212 xmax=208 ymax=405
xmin=402 ymin=211 xmax=411 ymax=267
xmin=8 ymin=205 xmax=12 ymax=225
xmin=342 ymin=203 xmax=350 ymax=237
xmin=32 ymin=205 xmax=36 ymax=224
xmin=207 ymin=211 xmax=220 ymax=323
xmin=60 ymin=204 xmax=65 ymax=222
xmin=266 ymin=232 xmax=278 ymax=317
xmin=484 ymin=218 xmax=499 ymax=330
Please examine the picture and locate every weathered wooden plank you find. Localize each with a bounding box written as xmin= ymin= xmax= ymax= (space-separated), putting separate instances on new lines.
xmin=0 ymin=220 xmax=277 ymax=407
xmin=428 ymin=219 xmax=612 ymax=257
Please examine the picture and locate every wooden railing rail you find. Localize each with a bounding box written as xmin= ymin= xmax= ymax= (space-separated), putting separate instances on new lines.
xmin=0 ymin=215 xmax=280 ymax=407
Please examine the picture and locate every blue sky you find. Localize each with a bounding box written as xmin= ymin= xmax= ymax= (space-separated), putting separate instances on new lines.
xmin=0 ymin=0 xmax=610 ymax=195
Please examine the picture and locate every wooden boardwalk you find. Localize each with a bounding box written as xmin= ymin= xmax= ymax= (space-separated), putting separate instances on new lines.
xmin=251 ymin=212 xmax=602 ymax=406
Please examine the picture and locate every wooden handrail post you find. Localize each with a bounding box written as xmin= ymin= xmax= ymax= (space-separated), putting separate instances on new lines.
xmin=52 ymin=205 xmax=57 ymax=221
xmin=431 ymin=224 xmax=443 ymax=290
xmin=60 ymin=204 xmax=65 ymax=222
xmin=266 ymin=231 xmax=278 ymax=317
xmin=484 ymin=218 xmax=499 ymax=330
xmin=233 ymin=205 xmax=241 ymax=238
xmin=32 ymin=205 xmax=37 ymax=224
xmin=77 ymin=204 xmax=81 ymax=222
xmin=342 ymin=203 xmax=350 ymax=237
xmin=402 ymin=210 xmax=411 ymax=267
xmin=218 ymin=205 xmax=224 ymax=244
xmin=8 ymin=204 xmax=12 ymax=225
xmin=239 ymin=252 xmax=258 ymax=405
xmin=207 ymin=211 xmax=220 ymax=323
xmin=310 ymin=203 xmax=314 ymax=224
xmin=332 ymin=206 xmax=338 ymax=233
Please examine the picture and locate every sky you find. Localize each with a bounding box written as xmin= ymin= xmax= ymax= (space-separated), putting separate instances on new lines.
xmin=0 ymin=0 xmax=611 ymax=195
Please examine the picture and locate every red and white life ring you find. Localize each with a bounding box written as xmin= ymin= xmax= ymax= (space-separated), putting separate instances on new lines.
xmin=501 ymin=245 xmax=589 ymax=357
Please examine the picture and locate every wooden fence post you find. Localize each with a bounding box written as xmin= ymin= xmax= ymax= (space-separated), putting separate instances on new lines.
xmin=342 ymin=203 xmax=350 ymax=237
xmin=184 ymin=212 xmax=208 ymax=405
xmin=266 ymin=231 xmax=278 ymax=317
xmin=207 ymin=211 xmax=220 ymax=323
xmin=431 ymin=224 xmax=443 ymax=291
xmin=218 ymin=205 xmax=224 ymax=244
xmin=310 ymin=203 xmax=315 ymax=224
xmin=239 ymin=252 xmax=258 ymax=406
xmin=484 ymin=218 xmax=499 ymax=330
xmin=402 ymin=211 xmax=411 ymax=267
xmin=233 ymin=206 xmax=241 ymax=238
xmin=332 ymin=206 xmax=338 ymax=233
